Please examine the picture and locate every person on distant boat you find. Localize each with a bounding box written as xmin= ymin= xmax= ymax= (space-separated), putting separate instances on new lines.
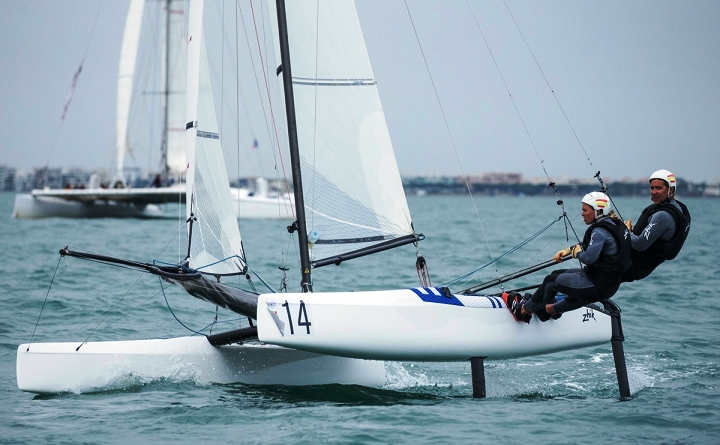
xmin=621 ymin=169 xmax=691 ymax=282
xmin=504 ymin=192 xmax=631 ymax=323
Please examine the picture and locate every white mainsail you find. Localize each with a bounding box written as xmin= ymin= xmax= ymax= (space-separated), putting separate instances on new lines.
xmin=269 ymin=0 xmax=415 ymax=263
xmin=165 ymin=0 xmax=188 ymax=176
xmin=113 ymin=0 xmax=145 ymax=186
xmin=185 ymin=0 xmax=244 ymax=276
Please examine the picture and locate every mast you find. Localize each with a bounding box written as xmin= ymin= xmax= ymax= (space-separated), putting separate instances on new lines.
xmin=160 ymin=0 xmax=171 ymax=184
xmin=276 ymin=0 xmax=312 ymax=292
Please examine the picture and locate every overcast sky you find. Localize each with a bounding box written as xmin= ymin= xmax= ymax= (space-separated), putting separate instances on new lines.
xmin=1 ymin=0 xmax=719 ymax=183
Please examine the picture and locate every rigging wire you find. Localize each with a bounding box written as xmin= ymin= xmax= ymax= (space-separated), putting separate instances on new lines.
xmin=85 ymin=280 xmax=173 ymax=336
xmin=442 ymin=216 xmax=561 ymax=289
xmin=501 ymin=0 xmax=596 ymax=178
xmin=247 ymin=0 xmax=299 ymax=278
xmin=26 ymin=256 xmax=64 ymax=351
xmin=500 ymin=1 xmax=623 ymax=220
xmin=236 ymin=1 xmax=280 ymax=178
xmin=76 ymin=270 xmax=147 ymax=351
xmin=402 ymin=0 xmax=504 ymax=287
xmin=465 ymin=0 xmax=580 ymax=244
xmin=248 ymin=0 xmax=295 ymax=220
xmin=236 ymin=1 xmax=292 ymax=275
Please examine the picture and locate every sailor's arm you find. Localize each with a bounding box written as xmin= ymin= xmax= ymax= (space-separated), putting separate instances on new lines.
xmin=576 ymin=229 xmax=609 ymax=265
xmin=630 ymin=211 xmax=676 ymax=251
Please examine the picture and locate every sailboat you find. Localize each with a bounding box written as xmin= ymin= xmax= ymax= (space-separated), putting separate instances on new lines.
xmin=17 ymin=0 xmax=620 ymax=397
xmin=12 ymin=0 xmax=289 ymax=220
xmin=12 ymin=0 xmax=185 ymax=219
xmin=16 ymin=0 xmax=385 ymax=394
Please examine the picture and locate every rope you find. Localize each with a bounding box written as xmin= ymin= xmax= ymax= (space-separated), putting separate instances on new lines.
xmin=403 ymin=0 xmax=503 ymax=287
xmin=161 ymin=279 xmax=247 ymax=336
xmin=160 ymin=277 xmax=205 ymax=336
xmin=441 ymin=216 xmax=561 ymax=289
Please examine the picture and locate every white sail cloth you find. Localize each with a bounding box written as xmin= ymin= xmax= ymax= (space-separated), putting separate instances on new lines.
xmin=185 ymin=0 xmax=245 ymax=276
xmin=114 ymin=0 xmax=188 ymax=183
xmin=114 ymin=0 xmax=145 ymax=185
xmin=269 ymin=0 xmax=415 ymax=262
xmin=165 ymin=0 xmax=188 ymax=176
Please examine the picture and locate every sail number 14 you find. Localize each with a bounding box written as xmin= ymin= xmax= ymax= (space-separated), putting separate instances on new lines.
xmin=281 ymin=300 xmax=311 ymax=335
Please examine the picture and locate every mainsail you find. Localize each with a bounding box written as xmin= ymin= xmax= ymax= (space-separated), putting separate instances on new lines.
xmin=269 ymin=0 xmax=416 ymax=265
xmin=113 ymin=0 xmax=145 ymax=186
xmin=164 ymin=0 xmax=188 ymax=176
xmin=185 ymin=0 xmax=245 ymax=276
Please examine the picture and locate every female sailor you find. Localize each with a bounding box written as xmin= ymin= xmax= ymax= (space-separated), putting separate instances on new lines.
xmin=506 ymin=192 xmax=631 ymax=323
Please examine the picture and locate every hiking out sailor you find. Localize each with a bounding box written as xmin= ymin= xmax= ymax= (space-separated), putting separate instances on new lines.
xmin=505 ymin=192 xmax=631 ymax=323
xmin=622 ymin=169 xmax=691 ymax=282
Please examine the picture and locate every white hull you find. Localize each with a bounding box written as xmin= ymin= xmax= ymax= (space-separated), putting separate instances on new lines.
xmin=230 ymin=187 xmax=293 ymax=219
xmin=17 ymin=336 xmax=385 ymax=394
xmin=12 ymin=193 xmax=165 ymax=218
xmin=257 ymin=288 xmax=612 ymax=361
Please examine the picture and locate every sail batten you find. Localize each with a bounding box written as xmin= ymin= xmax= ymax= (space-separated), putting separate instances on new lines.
xmin=292 ymin=77 xmax=376 ymax=86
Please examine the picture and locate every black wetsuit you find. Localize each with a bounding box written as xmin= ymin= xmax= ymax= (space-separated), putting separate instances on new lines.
xmin=622 ymin=199 xmax=690 ymax=282
xmin=524 ymin=216 xmax=631 ymax=314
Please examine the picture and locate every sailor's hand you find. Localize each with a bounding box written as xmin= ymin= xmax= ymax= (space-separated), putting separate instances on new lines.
xmin=553 ymin=247 xmax=572 ymax=262
xmin=624 ymin=219 xmax=633 ymax=231
xmin=571 ymin=244 xmax=583 ymax=258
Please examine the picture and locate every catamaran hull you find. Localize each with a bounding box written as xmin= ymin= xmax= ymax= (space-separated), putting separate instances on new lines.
xmin=257 ymin=288 xmax=612 ymax=361
xmin=230 ymin=188 xmax=293 ymax=219
xmin=13 ymin=194 xmax=164 ymax=218
xmin=16 ymin=337 xmax=385 ymax=394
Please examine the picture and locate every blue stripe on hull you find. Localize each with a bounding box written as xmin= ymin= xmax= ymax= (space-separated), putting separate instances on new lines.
xmin=410 ymin=288 xmax=507 ymax=309
xmin=409 ymin=287 xmax=464 ymax=306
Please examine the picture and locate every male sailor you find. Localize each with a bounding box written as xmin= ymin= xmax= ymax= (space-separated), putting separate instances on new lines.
xmin=504 ymin=192 xmax=631 ymax=322
xmin=622 ymin=169 xmax=691 ymax=282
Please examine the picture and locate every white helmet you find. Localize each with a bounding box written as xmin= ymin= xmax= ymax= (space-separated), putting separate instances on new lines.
xmin=582 ymin=191 xmax=610 ymax=214
xmin=649 ymin=169 xmax=677 ymax=188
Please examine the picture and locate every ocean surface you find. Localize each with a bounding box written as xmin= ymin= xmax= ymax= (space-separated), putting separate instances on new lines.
xmin=1 ymin=192 xmax=718 ymax=444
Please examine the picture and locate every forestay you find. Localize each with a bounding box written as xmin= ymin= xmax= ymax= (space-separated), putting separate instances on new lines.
xmin=269 ymin=0 xmax=415 ymax=263
xmin=185 ymin=0 xmax=245 ymax=276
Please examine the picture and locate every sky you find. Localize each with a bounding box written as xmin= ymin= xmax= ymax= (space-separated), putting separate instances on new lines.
xmin=1 ymin=0 xmax=719 ymax=183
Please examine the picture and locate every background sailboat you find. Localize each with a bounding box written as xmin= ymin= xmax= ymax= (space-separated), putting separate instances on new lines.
xmin=12 ymin=0 xmax=186 ymax=218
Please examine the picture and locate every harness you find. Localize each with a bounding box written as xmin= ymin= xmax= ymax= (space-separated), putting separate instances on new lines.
xmin=581 ymin=217 xmax=632 ymax=294
xmin=628 ymin=200 xmax=691 ymax=281
xmin=633 ymin=200 xmax=691 ymax=260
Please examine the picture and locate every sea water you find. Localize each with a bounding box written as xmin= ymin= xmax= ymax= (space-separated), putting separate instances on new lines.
xmin=1 ymin=192 xmax=718 ymax=444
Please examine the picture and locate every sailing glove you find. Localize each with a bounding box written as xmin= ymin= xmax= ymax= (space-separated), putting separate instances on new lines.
xmin=571 ymin=244 xmax=583 ymax=258
xmin=553 ymin=247 xmax=572 ymax=262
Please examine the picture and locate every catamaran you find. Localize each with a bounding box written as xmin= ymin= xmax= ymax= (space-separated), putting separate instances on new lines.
xmin=17 ymin=0 xmax=628 ymax=398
